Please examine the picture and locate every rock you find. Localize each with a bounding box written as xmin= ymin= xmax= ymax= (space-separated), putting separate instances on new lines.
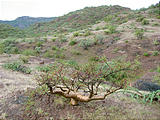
xmin=0 ymin=83 xmax=4 ymax=88
xmin=133 ymin=80 xmax=160 ymax=92
xmin=39 ymin=60 xmax=44 ymax=64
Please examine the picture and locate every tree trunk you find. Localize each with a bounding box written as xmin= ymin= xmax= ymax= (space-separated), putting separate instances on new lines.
xmin=70 ymin=98 xmax=78 ymax=106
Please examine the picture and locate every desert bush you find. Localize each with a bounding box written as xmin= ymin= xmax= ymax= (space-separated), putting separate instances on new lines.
xmin=59 ymin=35 xmax=67 ymax=43
xmin=79 ymin=38 xmax=95 ymax=50
xmin=36 ymin=58 xmax=137 ymax=105
xmin=157 ymin=16 xmax=160 ymax=19
xmin=52 ymin=46 xmax=58 ymax=50
xmin=1 ymin=38 xmax=20 ymax=54
xmin=152 ymin=51 xmax=159 ymax=56
xmin=22 ymin=49 xmax=36 ymax=56
xmin=122 ymin=87 xmax=160 ymax=104
xmin=152 ymin=23 xmax=159 ymax=26
xmin=136 ymin=16 xmax=144 ymax=22
xmin=143 ymin=52 xmax=150 ymax=57
xmin=36 ymin=41 xmax=43 ymax=47
xmin=104 ymin=25 xmax=116 ymax=34
xmin=19 ymin=55 xmax=29 ymax=64
xmin=95 ymin=35 xmax=105 ymax=44
xmin=141 ymin=19 xmax=149 ymax=25
xmin=134 ymin=28 xmax=144 ymax=40
xmin=3 ymin=62 xmax=31 ymax=74
xmin=43 ymin=50 xmax=54 ymax=58
xmin=83 ymin=30 xmax=91 ymax=36
xmin=36 ymin=64 xmax=53 ymax=73
xmin=89 ymin=56 xmax=100 ymax=62
xmin=35 ymin=47 xmax=41 ymax=54
xmin=95 ymin=27 xmax=100 ymax=31
xmin=104 ymin=15 xmax=113 ymax=23
xmin=43 ymin=49 xmax=65 ymax=59
xmin=43 ymin=37 xmax=47 ymax=42
xmin=4 ymin=46 xmax=19 ymax=54
xmin=69 ymin=40 xmax=77 ymax=46
xmin=0 ymin=42 xmax=5 ymax=54
xmin=71 ymin=50 xmax=81 ymax=55
xmin=153 ymin=40 xmax=159 ymax=45
xmin=52 ymin=38 xmax=57 ymax=42
xmin=73 ymin=32 xmax=79 ymax=37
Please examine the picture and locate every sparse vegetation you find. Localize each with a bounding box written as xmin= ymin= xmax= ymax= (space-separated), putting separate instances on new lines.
xmin=2 ymin=62 xmax=31 ymax=74
xmin=1 ymin=3 xmax=160 ymax=120
xmin=22 ymin=49 xmax=36 ymax=56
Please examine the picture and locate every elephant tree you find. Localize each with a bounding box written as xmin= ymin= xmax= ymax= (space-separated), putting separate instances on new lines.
xmin=37 ymin=58 xmax=137 ymax=105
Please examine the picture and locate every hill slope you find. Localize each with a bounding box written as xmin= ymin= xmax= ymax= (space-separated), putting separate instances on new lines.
xmin=0 ymin=24 xmax=25 ymax=39
xmin=0 ymin=16 xmax=55 ymax=29
xmin=26 ymin=5 xmax=132 ymax=36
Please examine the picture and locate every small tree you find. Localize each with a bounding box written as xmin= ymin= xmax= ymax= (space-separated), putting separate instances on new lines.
xmin=37 ymin=58 xmax=136 ymax=105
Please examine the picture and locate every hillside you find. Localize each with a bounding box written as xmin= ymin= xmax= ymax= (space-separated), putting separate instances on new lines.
xmin=0 ymin=16 xmax=55 ymax=29
xmin=0 ymin=24 xmax=26 ymax=39
xmin=0 ymin=3 xmax=160 ymax=120
xmin=25 ymin=5 xmax=132 ymax=36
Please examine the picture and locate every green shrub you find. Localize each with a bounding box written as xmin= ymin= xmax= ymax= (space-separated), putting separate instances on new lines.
xmin=4 ymin=46 xmax=19 ymax=54
xmin=157 ymin=66 xmax=160 ymax=73
xmin=134 ymin=28 xmax=144 ymax=39
xmin=22 ymin=49 xmax=36 ymax=56
xmin=0 ymin=42 xmax=5 ymax=54
xmin=43 ymin=37 xmax=47 ymax=42
xmin=95 ymin=27 xmax=100 ymax=30
xmin=69 ymin=40 xmax=77 ymax=46
xmin=54 ymin=52 xmax=65 ymax=59
xmin=71 ymin=50 xmax=81 ymax=55
xmin=89 ymin=56 xmax=100 ymax=62
xmin=104 ymin=15 xmax=113 ymax=23
xmin=43 ymin=50 xmax=54 ymax=58
xmin=59 ymin=35 xmax=67 ymax=43
xmin=35 ymin=47 xmax=41 ymax=54
xmin=73 ymin=32 xmax=79 ymax=37
xmin=83 ymin=30 xmax=91 ymax=36
xmin=36 ymin=65 xmax=52 ymax=73
xmin=79 ymin=38 xmax=95 ymax=50
xmin=52 ymin=46 xmax=58 ymax=50
xmin=157 ymin=16 xmax=160 ymax=19
xmin=36 ymin=41 xmax=43 ymax=47
xmin=51 ymin=38 xmax=56 ymax=42
xmin=1 ymin=38 xmax=20 ymax=54
xmin=143 ymin=52 xmax=150 ymax=57
xmin=141 ymin=19 xmax=149 ymax=25
xmin=152 ymin=51 xmax=159 ymax=56
xmin=152 ymin=23 xmax=159 ymax=26
xmin=136 ymin=16 xmax=144 ymax=22
xmin=104 ymin=25 xmax=116 ymax=34
xmin=19 ymin=55 xmax=29 ymax=63
xmin=43 ymin=50 xmax=65 ymax=59
xmin=153 ymin=40 xmax=159 ymax=45
xmin=95 ymin=35 xmax=105 ymax=44
xmin=3 ymin=62 xmax=31 ymax=74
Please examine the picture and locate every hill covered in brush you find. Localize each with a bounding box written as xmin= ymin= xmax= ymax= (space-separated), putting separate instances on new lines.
xmin=0 ymin=16 xmax=55 ymax=29
xmin=0 ymin=24 xmax=26 ymax=39
xmin=25 ymin=5 xmax=132 ymax=37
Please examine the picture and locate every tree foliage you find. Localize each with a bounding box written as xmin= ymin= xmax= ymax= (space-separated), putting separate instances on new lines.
xmin=37 ymin=58 xmax=138 ymax=105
